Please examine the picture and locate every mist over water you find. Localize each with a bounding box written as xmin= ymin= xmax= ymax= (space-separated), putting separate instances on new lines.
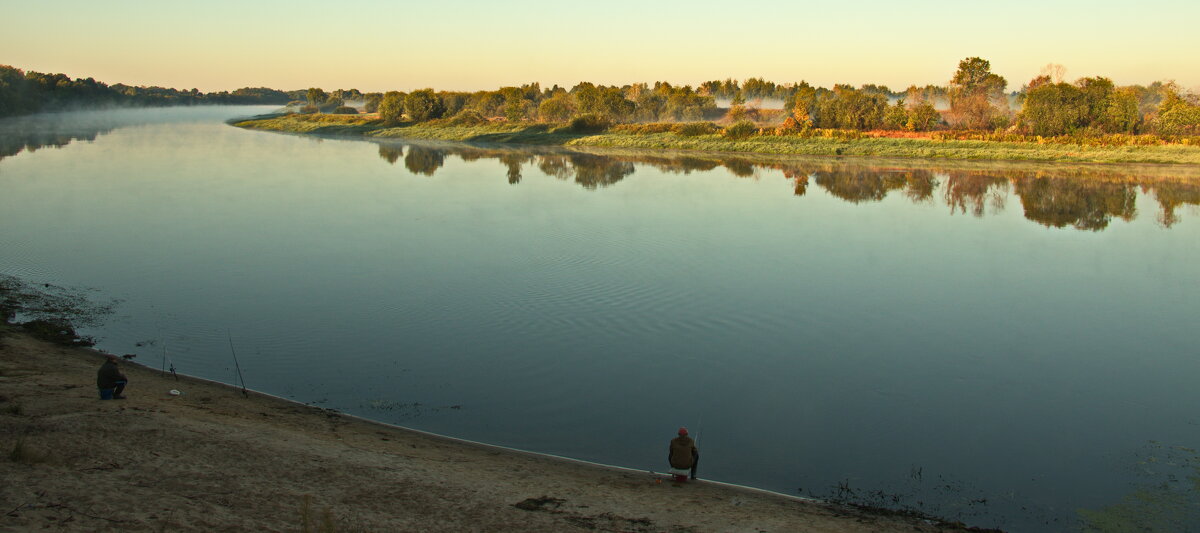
xmin=1 ymin=107 xmax=1198 ymax=531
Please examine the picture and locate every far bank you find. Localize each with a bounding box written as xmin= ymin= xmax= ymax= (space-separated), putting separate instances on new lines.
xmin=232 ymin=113 xmax=1200 ymax=166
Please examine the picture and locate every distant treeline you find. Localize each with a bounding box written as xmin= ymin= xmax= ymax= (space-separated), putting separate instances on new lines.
xmin=0 ymin=65 xmax=297 ymax=118
xmin=6 ymin=58 xmax=1199 ymax=138
xmin=298 ymin=57 xmax=1199 ymax=138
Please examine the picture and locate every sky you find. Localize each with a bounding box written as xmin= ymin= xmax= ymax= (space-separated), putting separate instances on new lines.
xmin=3 ymin=0 xmax=1198 ymax=93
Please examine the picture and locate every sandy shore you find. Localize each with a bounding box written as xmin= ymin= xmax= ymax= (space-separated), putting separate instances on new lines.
xmin=0 ymin=325 xmax=983 ymax=532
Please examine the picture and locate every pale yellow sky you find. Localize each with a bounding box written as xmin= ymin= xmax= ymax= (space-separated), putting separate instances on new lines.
xmin=3 ymin=0 xmax=1197 ymax=92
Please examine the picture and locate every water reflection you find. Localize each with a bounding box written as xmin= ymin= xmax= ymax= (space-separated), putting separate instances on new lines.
xmin=0 ymin=119 xmax=114 ymax=163
xmin=374 ymin=140 xmax=1200 ymax=230
xmin=0 ymin=106 xmax=276 ymax=166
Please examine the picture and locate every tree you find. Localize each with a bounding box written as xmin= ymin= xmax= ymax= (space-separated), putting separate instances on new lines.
xmin=363 ymin=92 xmax=383 ymax=113
xmin=306 ymin=88 xmax=327 ymax=107
xmin=948 ymin=57 xmax=1008 ymax=129
xmin=404 ymin=89 xmax=445 ymax=122
xmin=1077 ymin=77 xmax=1115 ymax=125
xmin=377 ymin=91 xmax=406 ymax=125
xmin=538 ymin=94 xmax=574 ymax=122
xmin=905 ymin=102 xmax=941 ymax=131
xmin=883 ymin=100 xmax=908 ymax=130
xmin=570 ymin=83 xmax=633 ymax=122
xmin=1019 ymin=82 xmax=1087 ymax=136
xmin=1097 ymin=87 xmax=1140 ymax=133
xmin=440 ymin=92 xmax=469 ymax=116
xmin=319 ymin=95 xmax=344 ymax=112
xmin=1153 ymin=87 xmax=1200 ymax=135
xmin=500 ymin=86 xmax=531 ymax=121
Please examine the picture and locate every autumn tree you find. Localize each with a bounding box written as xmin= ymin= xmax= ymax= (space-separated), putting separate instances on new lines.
xmin=1153 ymin=86 xmax=1200 ymax=135
xmin=948 ymin=57 xmax=1008 ymax=129
xmin=1096 ymin=87 xmax=1140 ymax=133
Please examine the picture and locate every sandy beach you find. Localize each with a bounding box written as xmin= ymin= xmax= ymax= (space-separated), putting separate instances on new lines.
xmin=0 ymin=324 xmax=984 ymax=532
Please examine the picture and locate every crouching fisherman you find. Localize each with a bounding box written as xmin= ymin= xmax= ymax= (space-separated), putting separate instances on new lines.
xmin=97 ymin=354 xmax=128 ymax=400
xmin=668 ymin=427 xmax=699 ymax=482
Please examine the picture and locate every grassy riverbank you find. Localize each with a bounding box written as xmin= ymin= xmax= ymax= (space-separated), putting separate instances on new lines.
xmin=233 ymin=113 xmax=1200 ymax=166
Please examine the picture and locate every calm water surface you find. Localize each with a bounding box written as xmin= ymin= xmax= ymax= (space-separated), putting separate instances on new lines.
xmin=2 ymin=107 xmax=1199 ymax=531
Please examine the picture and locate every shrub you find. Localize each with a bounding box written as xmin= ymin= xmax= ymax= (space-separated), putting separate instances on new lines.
xmin=444 ymin=109 xmax=488 ymax=126
xmin=725 ymin=104 xmax=750 ymax=122
xmin=561 ymin=114 xmax=612 ymax=133
xmin=674 ymin=122 xmax=720 ymax=136
xmin=906 ymin=103 xmax=942 ymax=131
xmin=330 ymin=106 xmax=358 ymax=115
xmin=723 ymin=120 xmax=758 ymax=140
xmin=612 ymin=123 xmax=676 ymax=134
xmin=299 ymin=105 xmax=318 ymax=115
xmin=774 ymin=116 xmax=808 ymax=136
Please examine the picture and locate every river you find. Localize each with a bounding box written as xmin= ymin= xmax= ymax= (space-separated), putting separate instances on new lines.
xmin=2 ymin=106 xmax=1198 ymax=531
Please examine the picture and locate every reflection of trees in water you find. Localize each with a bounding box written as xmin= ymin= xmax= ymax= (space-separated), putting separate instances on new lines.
xmin=781 ymin=167 xmax=809 ymax=196
xmin=900 ymin=170 xmax=938 ymax=203
xmin=0 ymin=127 xmax=112 ymax=163
xmin=724 ymin=158 xmax=756 ymax=177
xmin=404 ymin=146 xmax=445 ymax=176
xmin=536 ymin=155 xmax=573 ymax=180
xmin=565 ymin=154 xmax=635 ymax=189
xmin=530 ymin=153 xmax=635 ymax=188
xmin=944 ymin=173 xmax=1008 ymax=216
xmin=499 ymin=153 xmax=533 ymax=185
xmin=378 ymin=145 xmax=403 ymax=164
xmin=370 ymin=141 xmax=1200 ymax=230
xmin=1148 ymin=182 xmax=1200 ymax=227
xmin=813 ymin=170 xmax=910 ymax=203
xmin=1014 ymin=177 xmax=1137 ymax=231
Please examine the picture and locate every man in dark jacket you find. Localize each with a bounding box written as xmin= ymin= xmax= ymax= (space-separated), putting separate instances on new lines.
xmin=668 ymin=427 xmax=699 ymax=481
xmin=97 ymin=354 xmax=128 ymax=400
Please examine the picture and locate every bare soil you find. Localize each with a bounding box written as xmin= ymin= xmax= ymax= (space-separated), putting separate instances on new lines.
xmin=0 ymin=325 xmax=981 ymax=532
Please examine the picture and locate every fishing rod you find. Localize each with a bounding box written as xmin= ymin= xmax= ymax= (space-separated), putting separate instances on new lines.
xmin=162 ymin=339 xmax=178 ymax=381
xmin=156 ymin=322 xmax=179 ymax=381
xmin=227 ymin=331 xmax=248 ymax=397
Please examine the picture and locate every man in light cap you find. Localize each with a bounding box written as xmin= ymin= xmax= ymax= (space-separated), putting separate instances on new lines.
xmin=97 ymin=354 xmax=128 ymax=400
xmin=668 ymin=427 xmax=699 ymax=481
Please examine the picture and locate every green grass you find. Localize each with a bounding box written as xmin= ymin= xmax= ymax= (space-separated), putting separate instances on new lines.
xmin=232 ymin=114 xmax=1200 ymax=165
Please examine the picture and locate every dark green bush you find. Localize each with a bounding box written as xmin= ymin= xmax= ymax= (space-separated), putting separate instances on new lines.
xmin=330 ymin=106 xmax=358 ymax=115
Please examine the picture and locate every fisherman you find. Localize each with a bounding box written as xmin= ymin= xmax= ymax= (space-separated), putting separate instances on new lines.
xmin=668 ymin=427 xmax=699 ymax=482
xmin=97 ymin=354 xmax=128 ymax=400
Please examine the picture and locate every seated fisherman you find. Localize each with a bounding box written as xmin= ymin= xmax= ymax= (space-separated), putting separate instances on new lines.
xmin=97 ymin=354 xmax=128 ymax=400
xmin=668 ymin=427 xmax=699 ymax=482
